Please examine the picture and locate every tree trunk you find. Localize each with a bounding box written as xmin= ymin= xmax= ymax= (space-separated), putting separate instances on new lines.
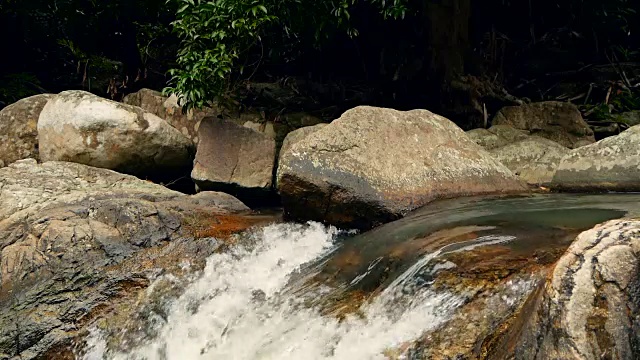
xmin=421 ymin=0 xmax=481 ymax=128
xmin=424 ymin=0 xmax=471 ymax=86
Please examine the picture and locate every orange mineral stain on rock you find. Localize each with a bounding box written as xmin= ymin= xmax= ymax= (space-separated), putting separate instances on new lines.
xmin=183 ymin=212 xmax=277 ymax=242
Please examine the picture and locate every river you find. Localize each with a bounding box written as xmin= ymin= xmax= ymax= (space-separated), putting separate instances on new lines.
xmin=81 ymin=193 xmax=640 ymax=359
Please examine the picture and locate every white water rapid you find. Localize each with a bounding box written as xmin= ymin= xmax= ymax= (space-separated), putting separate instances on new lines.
xmin=81 ymin=222 xmax=505 ymax=360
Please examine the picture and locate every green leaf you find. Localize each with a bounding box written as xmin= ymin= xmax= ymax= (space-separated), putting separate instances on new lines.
xmin=177 ymin=4 xmax=189 ymax=13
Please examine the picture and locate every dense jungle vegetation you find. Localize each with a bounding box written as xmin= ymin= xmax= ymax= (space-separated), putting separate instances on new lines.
xmin=1 ymin=0 xmax=639 ymax=129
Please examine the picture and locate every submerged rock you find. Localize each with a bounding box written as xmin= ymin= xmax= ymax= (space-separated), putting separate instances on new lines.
xmin=490 ymin=136 xmax=569 ymax=185
xmin=277 ymin=106 xmax=526 ymax=230
xmin=191 ymin=117 xmax=277 ymax=205
xmin=0 ymin=94 xmax=53 ymax=167
xmin=552 ymin=125 xmax=640 ymax=191
xmin=0 ymin=160 xmax=265 ymax=359
xmin=502 ymin=219 xmax=640 ymax=359
xmin=493 ymin=101 xmax=595 ymax=148
xmin=38 ymin=90 xmax=194 ymax=179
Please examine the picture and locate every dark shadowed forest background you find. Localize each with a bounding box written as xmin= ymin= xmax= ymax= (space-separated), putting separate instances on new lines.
xmin=1 ymin=0 xmax=639 ymax=131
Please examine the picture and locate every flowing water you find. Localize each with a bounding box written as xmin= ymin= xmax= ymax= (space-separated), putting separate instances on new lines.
xmin=82 ymin=193 xmax=640 ymax=360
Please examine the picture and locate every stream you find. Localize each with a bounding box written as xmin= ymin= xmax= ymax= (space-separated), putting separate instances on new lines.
xmin=81 ymin=193 xmax=640 ymax=359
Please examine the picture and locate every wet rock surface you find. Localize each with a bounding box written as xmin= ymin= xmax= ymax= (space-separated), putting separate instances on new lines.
xmin=44 ymin=193 xmax=640 ymax=360
xmin=552 ymin=124 xmax=640 ymax=191
xmin=277 ymin=106 xmax=526 ymax=230
xmin=495 ymin=218 xmax=640 ymax=360
xmin=296 ymin=194 xmax=639 ymax=359
xmin=492 ymin=101 xmax=595 ymax=148
xmin=0 ymin=94 xmax=53 ymax=167
xmin=0 ymin=160 xmax=271 ymax=360
xmin=38 ymin=90 xmax=194 ymax=180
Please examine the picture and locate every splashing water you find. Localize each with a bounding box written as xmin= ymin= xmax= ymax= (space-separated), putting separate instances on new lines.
xmin=83 ymin=222 xmax=493 ymax=360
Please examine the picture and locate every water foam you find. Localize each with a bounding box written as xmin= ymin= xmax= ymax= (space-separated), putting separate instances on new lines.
xmin=84 ymin=222 xmax=467 ymax=360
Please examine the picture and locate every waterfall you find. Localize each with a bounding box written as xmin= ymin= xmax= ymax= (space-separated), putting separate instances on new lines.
xmin=81 ymin=222 xmax=493 ymax=360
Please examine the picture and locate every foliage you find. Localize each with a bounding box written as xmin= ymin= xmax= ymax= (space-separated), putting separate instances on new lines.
xmin=0 ymin=0 xmax=175 ymax=104
xmin=0 ymin=73 xmax=41 ymax=105
xmin=582 ymin=88 xmax=640 ymax=124
xmin=1 ymin=0 xmax=638 ymax=118
xmin=164 ymin=0 xmax=277 ymax=110
xmin=611 ymin=90 xmax=640 ymax=113
xmin=165 ymin=0 xmax=411 ymax=111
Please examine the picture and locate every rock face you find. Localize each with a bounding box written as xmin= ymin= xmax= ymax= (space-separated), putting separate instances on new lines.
xmin=279 ymin=123 xmax=328 ymax=160
xmin=0 ymin=159 xmax=262 ymax=360
xmin=466 ymin=125 xmax=530 ymax=150
xmin=493 ymin=101 xmax=595 ymax=148
xmin=243 ymin=119 xmax=277 ymax=140
xmin=490 ymin=136 xmax=569 ymax=185
xmin=123 ymin=88 xmax=220 ymax=144
xmin=38 ymin=90 xmax=194 ymax=179
xmin=0 ymin=94 xmax=53 ymax=167
xmin=509 ymin=219 xmax=640 ymax=359
xmin=277 ymin=106 xmax=526 ymax=230
xmin=551 ymin=125 xmax=640 ymax=191
xmin=192 ymin=117 xmax=277 ymax=205
xmin=123 ymin=88 xmax=326 ymax=149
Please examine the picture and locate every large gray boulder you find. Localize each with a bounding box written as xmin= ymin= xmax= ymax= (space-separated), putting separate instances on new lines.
xmin=276 ymin=124 xmax=328 ymax=189
xmin=123 ymin=88 xmax=221 ymax=145
xmin=466 ymin=125 xmax=530 ymax=150
xmin=0 ymin=94 xmax=53 ymax=167
xmin=552 ymin=125 xmax=640 ymax=191
xmin=277 ymin=106 xmax=526 ymax=230
xmin=490 ymin=136 xmax=570 ymax=185
xmin=512 ymin=218 xmax=640 ymax=359
xmin=279 ymin=123 xmax=328 ymax=160
xmin=493 ymin=101 xmax=595 ymax=148
xmin=191 ymin=117 xmax=277 ymax=205
xmin=38 ymin=91 xmax=194 ymax=179
xmin=0 ymin=159 xmax=255 ymax=359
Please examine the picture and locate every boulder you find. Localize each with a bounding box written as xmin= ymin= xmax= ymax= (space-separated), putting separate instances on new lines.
xmin=279 ymin=123 xmax=328 ymax=160
xmin=0 ymin=94 xmax=53 ymax=166
xmin=511 ymin=219 xmax=640 ymax=359
xmin=492 ymin=101 xmax=595 ymax=148
xmin=490 ymin=136 xmax=570 ymax=185
xmin=277 ymin=106 xmax=526 ymax=230
xmin=551 ymin=125 xmax=640 ymax=191
xmin=123 ymin=88 xmax=221 ymax=144
xmin=0 ymin=160 xmax=262 ymax=360
xmin=38 ymin=90 xmax=194 ymax=180
xmin=466 ymin=125 xmax=530 ymax=150
xmin=243 ymin=120 xmax=277 ymax=140
xmin=191 ymin=117 xmax=277 ymax=205
xmin=274 ymin=112 xmax=325 ymax=144
xmin=276 ymin=124 xmax=328 ymax=188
